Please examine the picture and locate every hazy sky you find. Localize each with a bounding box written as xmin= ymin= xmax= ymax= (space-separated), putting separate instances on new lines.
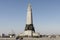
xmin=0 ymin=0 xmax=60 ymax=35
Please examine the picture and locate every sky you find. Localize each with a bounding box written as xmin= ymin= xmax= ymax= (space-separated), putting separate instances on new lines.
xmin=0 ymin=0 xmax=60 ymax=35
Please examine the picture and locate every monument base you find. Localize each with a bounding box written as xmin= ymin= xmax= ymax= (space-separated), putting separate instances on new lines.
xmin=19 ymin=30 xmax=40 ymax=38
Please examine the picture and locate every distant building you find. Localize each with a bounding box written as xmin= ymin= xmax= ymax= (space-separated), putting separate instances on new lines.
xmin=48 ymin=35 xmax=56 ymax=38
xmin=2 ymin=33 xmax=10 ymax=38
xmin=8 ymin=33 xmax=15 ymax=38
xmin=1 ymin=33 xmax=15 ymax=38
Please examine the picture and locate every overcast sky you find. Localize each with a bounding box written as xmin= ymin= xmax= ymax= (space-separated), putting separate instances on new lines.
xmin=0 ymin=0 xmax=60 ymax=35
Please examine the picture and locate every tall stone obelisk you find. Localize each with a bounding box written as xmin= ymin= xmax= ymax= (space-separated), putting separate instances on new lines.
xmin=25 ymin=2 xmax=35 ymax=32
xmin=19 ymin=2 xmax=40 ymax=37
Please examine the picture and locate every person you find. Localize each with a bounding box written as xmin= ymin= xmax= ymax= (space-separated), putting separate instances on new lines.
xmin=16 ymin=36 xmax=19 ymax=40
xmin=20 ymin=37 xmax=23 ymax=40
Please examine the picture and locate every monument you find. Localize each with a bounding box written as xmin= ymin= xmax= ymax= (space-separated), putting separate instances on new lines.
xmin=19 ymin=2 xmax=40 ymax=37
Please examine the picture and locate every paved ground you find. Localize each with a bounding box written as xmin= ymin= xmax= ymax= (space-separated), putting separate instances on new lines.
xmin=0 ymin=37 xmax=60 ymax=40
xmin=0 ymin=38 xmax=16 ymax=40
xmin=23 ymin=37 xmax=60 ymax=40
